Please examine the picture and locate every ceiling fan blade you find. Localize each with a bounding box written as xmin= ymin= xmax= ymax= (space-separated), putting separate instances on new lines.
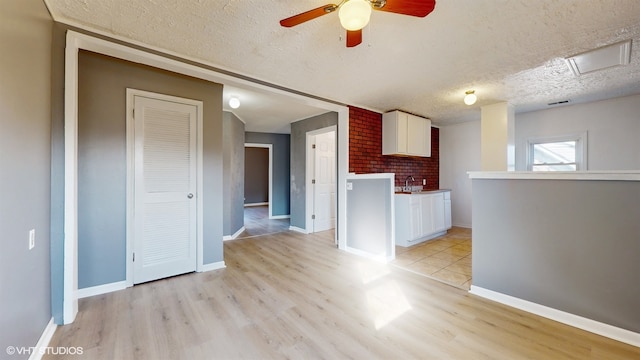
xmin=372 ymin=0 xmax=436 ymax=17
xmin=346 ymin=29 xmax=362 ymax=48
xmin=280 ymin=4 xmax=338 ymax=27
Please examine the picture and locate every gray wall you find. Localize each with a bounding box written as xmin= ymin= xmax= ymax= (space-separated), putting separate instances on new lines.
xmin=0 ymin=0 xmax=53 ymax=355
xmin=346 ymin=178 xmax=392 ymax=256
xmin=441 ymin=93 xmax=640 ymax=229
xmin=69 ymin=50 xmax=223 ymax=289
xmin=472 ymin=178 xmax=640 ymax=333
xmin=245 ymin=147 xmax=269 ymax=204
xmin=223 ymin=111 xmax=245 ymax=236
xmin=50 ymin=22 xmax=67 ymax=325
xmin=245 ymin=132 xmax=291 ymax=216
xmin=289 ymin=112 xmax=338 ymax=229
xmin=515 ymin=94 xmax=640 ymax=171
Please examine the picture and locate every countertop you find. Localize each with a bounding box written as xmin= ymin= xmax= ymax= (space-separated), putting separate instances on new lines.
xmin=394 ymin=189 xmax=451 ymax=195
xmin=467 ymin=171 xmax=640 ymax=181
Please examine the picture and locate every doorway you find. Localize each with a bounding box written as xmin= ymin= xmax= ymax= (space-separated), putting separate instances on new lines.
xmin=244 ymin=143 xmax=272 ymax=215
xmin=126 ymin=89 xmax=203 ymax=285
xmin=306 ymin=126 xmax=337 ymax=234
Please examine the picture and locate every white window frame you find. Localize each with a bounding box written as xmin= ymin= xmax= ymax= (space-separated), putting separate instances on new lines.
xmin=526 ymin=132 xmax=588 ymax=171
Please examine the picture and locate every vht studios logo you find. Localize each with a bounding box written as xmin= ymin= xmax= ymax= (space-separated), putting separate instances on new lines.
xmin=6 ymin=346 xmax=84 ymax=356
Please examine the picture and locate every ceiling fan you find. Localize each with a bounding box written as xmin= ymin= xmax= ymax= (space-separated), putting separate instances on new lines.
xmin=279 ymin=0 xmax=436 ymax=48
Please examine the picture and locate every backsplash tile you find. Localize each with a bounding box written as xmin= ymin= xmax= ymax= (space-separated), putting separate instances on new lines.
xmin=349 ymin=106 xmax=439 ymax=189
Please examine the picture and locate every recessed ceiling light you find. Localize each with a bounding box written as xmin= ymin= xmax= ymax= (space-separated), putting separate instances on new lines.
xmin=566 ymin=40 xmax=632 ymax=76
xmin=229 ymin=97 xmax=240 ymax=109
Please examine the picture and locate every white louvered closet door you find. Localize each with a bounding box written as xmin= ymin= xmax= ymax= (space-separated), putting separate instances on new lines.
xmin=133 ymin=95 xmax=197 ymax=284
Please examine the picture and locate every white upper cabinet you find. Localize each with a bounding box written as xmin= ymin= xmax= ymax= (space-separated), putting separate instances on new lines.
xmin=382 ymin=110 xmax=431 ymax=157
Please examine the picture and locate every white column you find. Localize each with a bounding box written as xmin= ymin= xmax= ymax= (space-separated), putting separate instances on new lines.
xmin=481 ymin=102 xmax=515 ymax=171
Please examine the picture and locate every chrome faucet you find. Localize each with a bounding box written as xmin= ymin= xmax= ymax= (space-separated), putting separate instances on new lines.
xmin=404 ymin=175 xmax=415 ymax=192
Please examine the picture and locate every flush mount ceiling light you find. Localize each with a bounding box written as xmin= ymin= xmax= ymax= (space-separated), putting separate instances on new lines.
xmin=338 ymin=0 xmax=372 ymax=31
xmin=464 ymin=90 xmax=477 ymax=105
xmin=566 ymin=39 xmax=632 ymax=76
xmin=229 ymin=97 xmax=240 ymax=109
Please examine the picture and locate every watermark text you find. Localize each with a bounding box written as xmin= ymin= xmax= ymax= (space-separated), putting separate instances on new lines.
xmin=6 ymin=346 xmax=84 ymax=356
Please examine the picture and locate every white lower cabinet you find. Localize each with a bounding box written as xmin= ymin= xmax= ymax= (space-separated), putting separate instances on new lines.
xmin=444 ymin=191 xmax=452 ymax=230
xmin=409 ymin=197 xmax=422 ymax=240
xmin=395 ymin=191 xmax=451 ymax=247
xmin=419 ymin=195 xmax=432 ymax=236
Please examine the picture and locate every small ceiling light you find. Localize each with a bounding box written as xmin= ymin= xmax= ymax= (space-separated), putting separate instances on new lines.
xmin=339 ymin=0 xmax=372 ymax=31
xmin=464 ymin=90 xmax=477 ymax=105
xmin=229 ymin=97 xmax=240 ymax=109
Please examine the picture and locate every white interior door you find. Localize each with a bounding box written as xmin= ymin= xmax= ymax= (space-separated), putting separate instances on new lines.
xmin=133 ymin=95 xmax=197 ymax=284
xmin=313 ymin=131 xmax=336 ymax=232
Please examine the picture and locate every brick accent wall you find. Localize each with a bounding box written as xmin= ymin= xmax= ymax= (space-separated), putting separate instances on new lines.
xmin=349 ymin=106 xmax=439 ymax=190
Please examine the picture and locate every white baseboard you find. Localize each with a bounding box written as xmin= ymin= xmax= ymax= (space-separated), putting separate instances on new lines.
xmin=270 ymin=214 xmax=291 ymax=220
xmin=469 ymin=285 xmax=640 ymax=348
xmin=344 ymin=246 xmax=393 ymax=263
xmin=200 ymin=261 xmax=226 ymax=272
xmin=223 ymin=226 xmax=246 ymax=241
xmin=289 ymin=226 xmax=308 ymax=234
xmin=452 ymin=222 xmax=472 ymax=228
xmin=78 ymin=281 xmax=127 ymax=299
xmin=244 ymin=202 xmax=268 ymax=207
xmin=28 ymin=318 xmax=57 ymax=360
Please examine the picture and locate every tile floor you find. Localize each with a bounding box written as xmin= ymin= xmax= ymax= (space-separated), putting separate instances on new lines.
xmin=391 ymin=227 xmax=472 ymax=290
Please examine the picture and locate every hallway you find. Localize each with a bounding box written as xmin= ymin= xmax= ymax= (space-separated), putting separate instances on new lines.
xmin=237 ymin=206 xmax=290 ymax=239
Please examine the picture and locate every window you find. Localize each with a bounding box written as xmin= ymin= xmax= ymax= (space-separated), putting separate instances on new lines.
xmin=526 ymin=133 xmax=587 ymax=171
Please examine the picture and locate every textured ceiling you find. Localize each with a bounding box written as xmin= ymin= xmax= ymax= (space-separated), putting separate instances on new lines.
xmin=222 ymin=85 xmax=328 ymax=134
xmin=45 ymin=0 xmax=640 ymax=128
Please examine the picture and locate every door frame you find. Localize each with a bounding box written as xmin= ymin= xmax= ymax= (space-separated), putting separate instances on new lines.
xmin=305 ymin=126 xmax=337 ymax=239
xmin=125 ymin=89 xmax=204 ymax=287
xmin=244 ymin=143 xmax=273 ymax=217
xmin=63 ymin=30 xmax=349 ymax=324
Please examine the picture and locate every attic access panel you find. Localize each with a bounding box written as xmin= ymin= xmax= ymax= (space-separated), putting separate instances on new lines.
xmin=566 ymin=40 xmax=632 ymax=76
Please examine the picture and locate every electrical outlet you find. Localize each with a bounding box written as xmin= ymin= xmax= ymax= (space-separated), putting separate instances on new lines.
xmin=423 ymin=178 xmax=426 ymax=186
xmin=29 ymin=229 xmax=35 ymax=250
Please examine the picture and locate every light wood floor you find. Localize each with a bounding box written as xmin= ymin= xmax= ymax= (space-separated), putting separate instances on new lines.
xmin=45 ymin=230 xmax=639 ymax=359
xmin=238 ymin=205 xmax=290 ymax=239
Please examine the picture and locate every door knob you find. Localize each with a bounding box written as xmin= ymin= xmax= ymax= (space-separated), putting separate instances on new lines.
xmin=187 ymin=193 xmax=194 ymax=199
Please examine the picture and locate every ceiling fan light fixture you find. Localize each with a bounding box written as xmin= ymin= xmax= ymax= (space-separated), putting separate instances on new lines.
xmin=229 ymin=97 xmax=240 ymax=109
xmin=464 ymin=90 xmax=477 ymax=105
xmin=339 ymin=0 xmax=372 ymax=31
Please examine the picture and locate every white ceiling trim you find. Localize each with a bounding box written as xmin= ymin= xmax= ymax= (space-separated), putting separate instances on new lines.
xmin=43 ymin=0 xmax=379 ymax=114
